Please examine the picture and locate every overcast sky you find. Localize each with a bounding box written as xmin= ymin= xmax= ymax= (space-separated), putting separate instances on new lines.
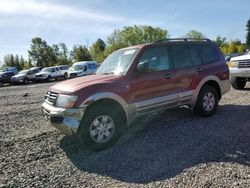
xmin=0 ymin=0 xmax=249 ymax=63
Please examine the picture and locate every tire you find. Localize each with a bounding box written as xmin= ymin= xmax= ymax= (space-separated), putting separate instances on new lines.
xmin=64 ymin=73 xmax=68 ymax=80
xmin=77 ymin=103 xmax=123 ymax=151
xmin=24 ymin=78 xmax=29 ymax=85
xmin=46 ymin=76 xmax=52 ymax=82
xmin=231 ymin=77 xmax=246 ymax=90
xmin=194 ymin=85 xmax=219 ymax=117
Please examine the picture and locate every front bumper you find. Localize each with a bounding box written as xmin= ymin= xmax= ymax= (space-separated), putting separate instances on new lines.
xmin=229 ymin=68 xmax=250 ymax=78
xmin=42 ymin=102 xmax=85 ymax=135
xmin=36 ymin=77 xmax=48 ymax=81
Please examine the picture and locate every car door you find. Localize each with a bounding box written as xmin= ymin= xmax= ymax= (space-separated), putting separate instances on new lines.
xmin=55 ymin=68 xmax=60 ymax=78
xmin=83 ymin=65 xmax=88 ymax=75
xmin=168 ymin=43 xmax=199 ymax=105
xmin=129 ymin=46 xmax=178 ymax=115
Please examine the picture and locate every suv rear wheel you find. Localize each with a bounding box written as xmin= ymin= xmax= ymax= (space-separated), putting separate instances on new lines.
xmin=77 ymin=103 xmax=123 ymax=151
xmin=231 ymin=77 xmax=246 ymax=90
xmin=195 ymin=85 xmax=219 ymax=117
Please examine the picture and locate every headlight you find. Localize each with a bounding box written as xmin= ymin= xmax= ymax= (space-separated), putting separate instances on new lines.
xmin=227 ymin=61 xmax=239 ymax=68
xmin=55 ymin=95 xmax=78 ymax=108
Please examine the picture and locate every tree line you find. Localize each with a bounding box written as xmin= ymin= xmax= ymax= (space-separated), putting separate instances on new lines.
xmin=2 ymin=19 xmax=250 ymax=71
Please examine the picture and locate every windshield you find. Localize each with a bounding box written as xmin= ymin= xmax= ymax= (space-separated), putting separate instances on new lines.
xmin=70 ymin=64 xmax=85 ymax=71
xmin=18 ymin=70 xmax=28 ymax=75
xmin=41 ymin=68 xmax=52 ymax=73
xmin=96 ymin=48 xmax=139 ymax=75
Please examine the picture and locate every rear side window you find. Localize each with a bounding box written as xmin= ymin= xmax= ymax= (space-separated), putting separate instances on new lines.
xmin=189 ymin=43 xmax=219 ymax=64
xmin=169 ymin=44 xmax=193 ymax=68
xmin=88 ymin=63 xmax=97 ymax=70
xmin=139 ymin=46 xmax=171 ymax=72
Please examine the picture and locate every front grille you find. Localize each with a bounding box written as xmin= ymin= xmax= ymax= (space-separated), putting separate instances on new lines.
xmin=36 ymin=74 xmax=45 ymax=77
xmin=70 ymin=73 xmax=77 ymax=77
xmin=45 ymin=91 xmax=58 ymax=105
xmin=239 ymin=61 xmax=250 ymax=68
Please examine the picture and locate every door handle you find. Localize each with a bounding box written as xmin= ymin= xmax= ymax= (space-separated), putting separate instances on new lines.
xmin=196 ymin=67 xmax=203 ymax=72
xmin=163 ymin=73 xmax=174 ymax=79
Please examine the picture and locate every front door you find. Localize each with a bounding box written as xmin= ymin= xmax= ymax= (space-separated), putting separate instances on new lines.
xmin=129 ymin=46 xmax=178 ymax=115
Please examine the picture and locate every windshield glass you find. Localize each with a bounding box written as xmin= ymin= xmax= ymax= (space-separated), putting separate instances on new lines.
xmin=18 ymin=70 xmax=28 ymax=75
xmin=96 ymin=48 xmax=139 ymax=75
xmin=70 ymin=64 xmax=84 ymax=71
xmin=41 ymin=68 xmax=52 ymax=72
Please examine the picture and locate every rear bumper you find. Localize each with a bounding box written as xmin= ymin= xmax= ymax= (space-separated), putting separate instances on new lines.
xmin=42 ymin=102 xmax=85 ymax=135
xmin=230 ymin=68 xmax=250 ymax=78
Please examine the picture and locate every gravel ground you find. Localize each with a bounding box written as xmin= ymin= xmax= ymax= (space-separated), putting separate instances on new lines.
xmin=0 ymin=82 xmax=250 ymax=187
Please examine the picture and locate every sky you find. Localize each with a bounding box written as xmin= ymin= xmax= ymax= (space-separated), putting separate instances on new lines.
xmin=0 ymin=0 xmax=249 ymax=64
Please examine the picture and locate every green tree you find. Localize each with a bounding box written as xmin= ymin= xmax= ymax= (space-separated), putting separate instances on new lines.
xmin=19 ymin=55 xmax=25 ymax=69
xmin=70 ymin=45 xmax=92 ymax=62
xmin=3 ymin=54 xmax=15 ymax=67
xmin=185 ymin=30 xmax=206 ymax=39
xmin=90 ymin=39 xmax=106 ymax=63
xmin=246 ymin=19 xmax=250 ymax=48
xmin=105 ymin=25 xmax=168 ymax=56
xmin=215 ymin=35 xmax=227 ymax=47
xmin=28 ymin=37 xmax=57 ymax=67
xmin=14 ymin=55 xmax=21 ymax=70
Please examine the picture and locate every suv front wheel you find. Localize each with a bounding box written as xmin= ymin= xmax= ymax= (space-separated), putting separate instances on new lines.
xmin=78 ymin=103 xmax=123 ymax=151
xmin=194 ymin=85 xmax=219 ymax=117
xmin=231 ymin=77 xmax=246 ymax=90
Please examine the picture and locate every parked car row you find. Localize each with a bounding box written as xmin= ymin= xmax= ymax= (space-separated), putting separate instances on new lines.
xmin=0 ymin=61 xmax=98 ymax=86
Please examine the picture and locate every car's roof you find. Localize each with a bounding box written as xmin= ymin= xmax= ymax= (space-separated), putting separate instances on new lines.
xmin=73 ymin=61 xmax=97 ymax=65
xmin=118 ymin=38 xmax=213 ymax=51
xmin=54 ymin=65 xmax=69 ymax=67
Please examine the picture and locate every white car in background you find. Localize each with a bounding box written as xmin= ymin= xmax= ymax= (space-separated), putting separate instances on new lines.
xmin=228 ymin=51 xmax=250 ymax=90
xmin=67 ymin=61 xmax=97 ymax=78
xmin=35 ymin=65 xmax=69 ymax=82
xmin=54 ymin=65 xmax=69 ymax=79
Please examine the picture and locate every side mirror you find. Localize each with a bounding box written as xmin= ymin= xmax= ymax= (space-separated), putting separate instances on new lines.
xmin=225 ymin=56 xmax=231 ymax=62
xmin=137 ymin=61 xmax=149 ymax=74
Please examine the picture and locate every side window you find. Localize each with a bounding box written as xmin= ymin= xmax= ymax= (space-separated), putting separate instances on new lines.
xmin=83 ymin=66 xmax=87 ymax=71
xmin=199 ymin=44 xmax=219 ymax=64
xmin=169 ymin=44 xmax=193 ymax=68
xmin=88 ymin=63 xmax=97 ymax=70
xmin=188 ymin=44 xmax=203 ymax=65
xmin=139 ymin=46 xmax=170 ymax=72
xmin=52 ymin=68 xmax=55 ymax=72
xmin=27 ymin=71 xmax=32 ymax=75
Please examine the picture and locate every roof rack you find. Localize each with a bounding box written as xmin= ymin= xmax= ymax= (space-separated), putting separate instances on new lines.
xmin=154 ymin=38 xmax=211 ymax=43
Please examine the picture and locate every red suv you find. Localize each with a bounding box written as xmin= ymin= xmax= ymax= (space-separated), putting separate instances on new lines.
xmin=42 ymin=38 xmax=230 ymax=150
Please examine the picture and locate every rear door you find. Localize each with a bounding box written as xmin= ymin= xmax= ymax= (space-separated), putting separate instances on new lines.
xmin=130 ymin=46 xmax=178 ymax=115
xmin=168 ymin=43 xmax=199 ymax=105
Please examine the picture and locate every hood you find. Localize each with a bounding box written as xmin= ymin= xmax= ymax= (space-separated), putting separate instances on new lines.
xmin=36 ymin=72 xmax=48 ymax=75
xmin=50 ymin=74 xmax=121 ymax=93
xmin=13 ymin=74 xmax=26 ymax=78
xmin=68 ymin=70 xmax=82 ymax=74
xmin=231 ymin=54 xmax=250 ymax=61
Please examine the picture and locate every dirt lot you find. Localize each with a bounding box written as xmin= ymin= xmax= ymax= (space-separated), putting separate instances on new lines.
xmin=0 ymin=82 xmax=250 ymax=187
